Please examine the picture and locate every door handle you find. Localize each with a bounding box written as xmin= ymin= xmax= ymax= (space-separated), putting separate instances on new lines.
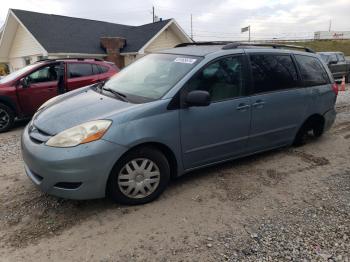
xmin=252 ymin=100 xmax=265 ymax=108
xmin=236 ymin=103 xmax=250 ymax=111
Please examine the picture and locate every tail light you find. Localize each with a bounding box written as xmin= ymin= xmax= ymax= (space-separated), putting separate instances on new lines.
xmin=332 ymin=83 xmax=338 ymax=96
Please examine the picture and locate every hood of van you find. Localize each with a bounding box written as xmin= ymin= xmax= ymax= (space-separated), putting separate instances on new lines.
xmin=33 ymin=87 xmax=136 ymax=135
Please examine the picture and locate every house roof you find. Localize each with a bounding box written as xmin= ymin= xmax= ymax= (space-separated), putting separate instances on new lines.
xmin=11 ymin=9 xmax=173 ymax=54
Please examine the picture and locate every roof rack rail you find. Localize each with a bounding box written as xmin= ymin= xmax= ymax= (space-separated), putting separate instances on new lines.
xmin=36 ymin=58 xmax=104 ymax=62
xmin=222 ymin=42 xmax=315 ymax=53
xmin=175 ymin=41 xmax=232 ymax=48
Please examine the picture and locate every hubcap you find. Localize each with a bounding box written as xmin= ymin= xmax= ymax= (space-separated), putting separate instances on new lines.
xmin=118 ymin=158 xmax=160 ymax=199
xmin=0 ymin=109 xmax=10 ymax=129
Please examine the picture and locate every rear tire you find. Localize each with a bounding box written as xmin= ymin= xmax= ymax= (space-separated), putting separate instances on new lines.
xmin=106 ymin=147 xmax=170 ymax=205
xmin=293 ymin=123 xmax=310 ymax=146
xmin=293 ymin=116 xmax=325 ymax=146
xmin=0 ymin=103 xmax=15 ymax=133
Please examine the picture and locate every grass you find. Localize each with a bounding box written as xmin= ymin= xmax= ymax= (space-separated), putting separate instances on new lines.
xmin=279 ymin=40 xmax=350 ymax=56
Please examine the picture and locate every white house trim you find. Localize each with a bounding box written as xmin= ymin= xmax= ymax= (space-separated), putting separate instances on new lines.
xmin=0 ymin=10 xmax=11 ymax=55
xmin=120 ymin=52 xmax=138 ymax=56
xmin=138 ymin=19 xmax=192 ymax=55
xmin=9 ymin=10 xmax=47 ymax=55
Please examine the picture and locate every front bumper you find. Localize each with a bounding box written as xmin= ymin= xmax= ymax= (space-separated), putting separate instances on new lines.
xmin=21 ymin=125 xmax=128 ymax=200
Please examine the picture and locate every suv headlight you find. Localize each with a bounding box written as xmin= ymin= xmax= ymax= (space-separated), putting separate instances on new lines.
xmin=46 ymin=120 xmax=112 ymax=148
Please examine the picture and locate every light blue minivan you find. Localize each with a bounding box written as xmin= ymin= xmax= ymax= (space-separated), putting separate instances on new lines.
xmin=21 ymin=43 xmax=337 ymax=204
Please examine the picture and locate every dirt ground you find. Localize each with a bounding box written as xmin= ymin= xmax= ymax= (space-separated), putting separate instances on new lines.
xmin=0 ymin=87 xmax=350 ymax=262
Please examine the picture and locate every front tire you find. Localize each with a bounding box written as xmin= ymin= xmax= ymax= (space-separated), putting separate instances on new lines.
xmin=0 ymin=103 xmax=15 ymax=133
xmin=107 ymin=147 xmax=170 ymax=205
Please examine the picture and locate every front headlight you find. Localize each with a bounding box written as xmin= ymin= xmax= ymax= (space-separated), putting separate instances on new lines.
xmin=46 ymin=120 xmax=112 ymax=148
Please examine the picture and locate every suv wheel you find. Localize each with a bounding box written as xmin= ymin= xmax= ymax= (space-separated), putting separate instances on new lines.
xmin=107 ymin=147 xmax=170 ymax=205
xmin=0 ymin=104 xmax=15 ymax=133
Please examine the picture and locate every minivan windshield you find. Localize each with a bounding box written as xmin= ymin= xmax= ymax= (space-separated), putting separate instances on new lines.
xmin=0 ymin=63 xmax=40 ymax=84
xmin=103 ymin=53 xmax=202 ymax=100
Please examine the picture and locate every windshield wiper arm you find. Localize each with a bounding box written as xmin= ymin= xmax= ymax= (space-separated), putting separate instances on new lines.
xmin=102 ymin=87 xmax=128 ymax=102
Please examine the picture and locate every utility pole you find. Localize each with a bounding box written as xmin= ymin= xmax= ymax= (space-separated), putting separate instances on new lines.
xmin=152 ymin=6 xmax=155 ymax=23
xmin=190 ymin=14 xmax=193 ymax=40
xmin=329 ymin=19 xmax=332 ymax=32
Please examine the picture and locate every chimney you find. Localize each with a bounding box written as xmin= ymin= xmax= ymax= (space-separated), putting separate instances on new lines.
xmin=100 ymin=37 xmax=126 ymax=69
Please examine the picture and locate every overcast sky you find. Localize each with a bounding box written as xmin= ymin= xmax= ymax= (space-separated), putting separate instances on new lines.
xmin=1 ymin=0 xmax=349 ymax=41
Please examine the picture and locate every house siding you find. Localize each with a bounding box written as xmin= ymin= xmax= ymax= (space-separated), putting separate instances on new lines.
xmin=145 ymin=27 xmax=182 ymax=53
xmin=8 ymin=24 xmax=45 ymax=71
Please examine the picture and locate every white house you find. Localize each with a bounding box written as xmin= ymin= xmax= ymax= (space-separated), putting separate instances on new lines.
xmin=0 ymin=9 xmax=192 ymax=72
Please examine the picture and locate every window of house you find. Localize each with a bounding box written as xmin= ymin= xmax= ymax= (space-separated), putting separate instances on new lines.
xmin=250 ymin=54 xmax=298 ymax=94
xmin=184 ymin=55 xmax=246 ymax=102
xmin=295 ymin=55 xmax=329 ymax=86
xmin=24 ymin=57 xmax=31 ymax=66
xmin=68 ymin=63 xmax=93 ymax=78
xmin=27 ymin=64 xmax=59 ymax=83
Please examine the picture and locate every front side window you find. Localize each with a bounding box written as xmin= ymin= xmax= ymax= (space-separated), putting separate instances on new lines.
xmin=103 ymin=53 xmax=202 ymax=100
xmin=27 ymin=64 xmax=59 ymax=84
xmin=250 ymin=54 xmax=298 ymax=94
xmin=295 ymin=55 xmax=329 ymax=86
xmin=68 ymin=63 xmax=93 ymax=78
xmin=184 ymin=55 xmax=246 ymax=102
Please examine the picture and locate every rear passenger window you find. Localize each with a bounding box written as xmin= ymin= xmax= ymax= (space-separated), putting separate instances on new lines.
xmin=68 ymin=63 xmax=93 ymax=78
xmin=250 ymin=54 xmax=298 ymax=93
xmin=295 ymin=55 xmax=329 ymax=86
xmin=92 ymin=64 xmax=100 ymax=75
xmin=98 ymin=65 xmax=109 ymax=73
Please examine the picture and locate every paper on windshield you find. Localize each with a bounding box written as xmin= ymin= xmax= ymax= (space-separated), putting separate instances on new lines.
xmin=174 ymin=58 xmax=197 ymax=64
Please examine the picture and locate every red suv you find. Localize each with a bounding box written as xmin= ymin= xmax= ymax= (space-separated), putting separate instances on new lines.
xmin=0 ymin=58 xmax=118 ymax=132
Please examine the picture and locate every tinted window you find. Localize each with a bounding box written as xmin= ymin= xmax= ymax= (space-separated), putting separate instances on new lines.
xmin=27 ymin=64 xmax=59 ymax=83
xmin=250 ymin=54 xmax=298 ymax=93
xmin=185 ymin=55 xmax=245 ymax=102
xmin=92 ymin=64 xmax=100 ymax=75
xmin=295 ymin=55 xmax=329 ymax=86
xmin=98 ymin=65 xmax=109 ymax=73
xmin=68 ymin=63 xmax=93 ymax=78
xmin=336 ymin=53 xmax=345 ymax=62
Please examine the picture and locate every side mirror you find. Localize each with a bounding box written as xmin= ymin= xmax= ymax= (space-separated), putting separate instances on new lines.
xmin=20 ymin=77 xmax=30 ymax=88
xmin=185 ymin=90 xmax=211 ymax=107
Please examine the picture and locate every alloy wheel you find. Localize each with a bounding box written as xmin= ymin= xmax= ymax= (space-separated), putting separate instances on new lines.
xmin=0 ymin=108 xmax=10 ymax=130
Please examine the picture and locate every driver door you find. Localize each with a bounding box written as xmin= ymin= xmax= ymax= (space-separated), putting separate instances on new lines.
xmin=179 ymin=55 xmax=251 ymax=169
xmin=17 ymin=64 xmax=59 ymax=116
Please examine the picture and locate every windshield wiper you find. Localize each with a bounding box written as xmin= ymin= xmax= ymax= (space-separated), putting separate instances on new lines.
xmin=102 ymin=87 xmax=129 ymax=102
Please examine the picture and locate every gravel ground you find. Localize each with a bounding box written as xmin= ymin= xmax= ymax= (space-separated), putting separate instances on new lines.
xmin=0 ymin=86 xmax=349 ymax=261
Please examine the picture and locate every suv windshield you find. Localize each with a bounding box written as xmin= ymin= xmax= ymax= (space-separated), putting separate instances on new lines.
xmin=103 ymin=53 xmax=202 ymax=100
xmin=0 ymin=63 xmax=41 ymax=84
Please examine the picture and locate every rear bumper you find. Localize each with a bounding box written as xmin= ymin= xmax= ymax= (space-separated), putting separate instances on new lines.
xmin=21 ymin=125 xmax=128 ymax=200
xmin=324 ymin=108 xmax=336 ymax=132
